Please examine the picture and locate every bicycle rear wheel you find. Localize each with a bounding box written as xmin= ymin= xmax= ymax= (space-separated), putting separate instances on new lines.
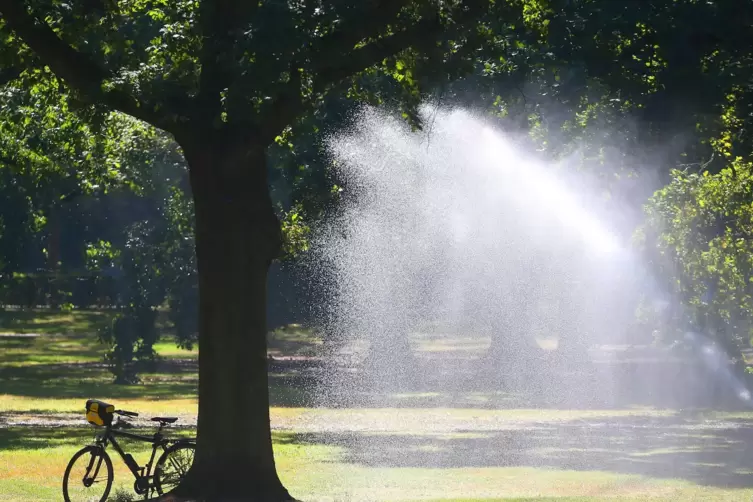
xmin=154 ymin=442 xmax=195 ymax=495
xmin=62 ymin=445 xmax=114 ymax=502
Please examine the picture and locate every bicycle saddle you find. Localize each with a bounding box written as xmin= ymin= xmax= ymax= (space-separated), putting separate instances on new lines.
xmin=151 ymin=417 xmax=178 ymax=424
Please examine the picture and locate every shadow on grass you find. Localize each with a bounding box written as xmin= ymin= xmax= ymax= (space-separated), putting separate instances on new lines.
xmin=0 ymin=358 xmax=313 ymax=407
xmin=0 ymin=425 xmax=196 ymax=452
xmin=3 ymin=353 xmax=751 ymax=411
xmin=313 ymin=348 xmax=753 ymax=411
xmin=2 ymin=316 xmax=751 ymax=413
xmin=0 ymin=316 xmax=317 ymax=407
xmin=281 ymin=413 xmax=753 ymax=489
xmin=0 ymin=332 xmax=105 ymax=365
xmin=267 ymin=325 xmax=323 ymax=358
xmin=0 ymin=427 xmax=92 ymax=450
xmin=0 ymin=309 xmax=113 ymax=335
xmin=0 ymin=363 xmax=198 ymax=400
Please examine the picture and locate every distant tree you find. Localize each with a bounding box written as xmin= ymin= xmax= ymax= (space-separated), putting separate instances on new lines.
xmin=640 ymin=159 xmax=753 ymax=367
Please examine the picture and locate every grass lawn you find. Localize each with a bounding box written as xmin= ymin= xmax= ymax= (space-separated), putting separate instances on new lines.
xmin=3 ymin=425 xmax=749 ymax=502
xmin=1 ymin=309 xmax=753 ymax=501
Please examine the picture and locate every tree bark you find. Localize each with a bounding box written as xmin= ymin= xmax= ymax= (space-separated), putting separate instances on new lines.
xmin=167 ymin=137 xmax=295 ymax=501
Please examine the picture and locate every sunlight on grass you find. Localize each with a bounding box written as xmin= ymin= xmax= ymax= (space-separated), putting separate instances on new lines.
xmin=153 ymin=340 xmax=198 ymax=358
xmin=2 ymin=427 xmax=750 ymax=502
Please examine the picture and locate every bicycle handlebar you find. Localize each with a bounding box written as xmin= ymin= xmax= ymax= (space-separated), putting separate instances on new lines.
xmin=115 ymin=409 xmax=139 ymax=418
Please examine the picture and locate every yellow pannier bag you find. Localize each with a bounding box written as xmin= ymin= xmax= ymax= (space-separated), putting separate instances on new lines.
xmin=86 ymin=399 xmax=115 ymax=427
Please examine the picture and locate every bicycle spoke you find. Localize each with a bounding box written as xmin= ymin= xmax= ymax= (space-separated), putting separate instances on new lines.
xmin=65 ymin=450 xmax=111 ymax=502
xmin=157 ymin=445 xmax=195 ymax=493
xmin=81 ymin=454 xmax=104 ymax=486
xmin=168 ymin=454 xmax=188 ymax=475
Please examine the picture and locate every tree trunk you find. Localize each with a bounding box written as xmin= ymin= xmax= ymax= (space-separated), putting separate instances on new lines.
xmin=168 ymin=138 xmax=295 ymax=501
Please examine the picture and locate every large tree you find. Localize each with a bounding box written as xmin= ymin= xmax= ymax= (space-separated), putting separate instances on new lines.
xmin=0 ymin=1 xmax=521 ymax=499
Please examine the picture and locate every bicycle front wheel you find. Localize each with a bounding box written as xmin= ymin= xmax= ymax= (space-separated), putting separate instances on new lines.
xmin=62 ymin=445 xmax=114 ymax=502
xmin=154 ymin=442 xmax=196 ymax=495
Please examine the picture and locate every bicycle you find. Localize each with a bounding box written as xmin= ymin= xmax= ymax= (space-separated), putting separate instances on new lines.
xmin=62 ymin=399 xmax=196 ymax=502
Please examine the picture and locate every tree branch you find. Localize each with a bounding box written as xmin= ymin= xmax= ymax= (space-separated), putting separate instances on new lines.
xmin=314 ymin=17 xmax=440 ymax=91
xmin=0 ymin=0 xmax=176 ymax=131
xmin=258 ymin=18 xmax=436 ymax=144
xmin=307 ymin=0 xmax=412 ymax=66
xmin=254 ymin=1 xmax=491 ymax=147
xmin=256 ymin=63 xmax=304 ymax=146
xmin=253 ymin=0 xmax=412 ymax=138
xmin=247 ymin=0 xmax=492 ymax=150
xmin=195 ymin=0 xmax=261 ymax=124
xmin=311 ymin=0 xmax=491 ymax=93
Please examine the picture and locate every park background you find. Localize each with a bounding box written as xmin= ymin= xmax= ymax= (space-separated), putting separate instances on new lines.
xmin=2 ymin=1 xmax=753 ymax=501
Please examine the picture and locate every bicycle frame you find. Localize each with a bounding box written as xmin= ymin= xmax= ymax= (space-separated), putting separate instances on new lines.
xmin=94 ymin=421 xmax=193 ymax=494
